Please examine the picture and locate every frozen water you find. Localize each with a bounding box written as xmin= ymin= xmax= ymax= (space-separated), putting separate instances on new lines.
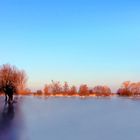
xmin=0 ymin=96 xmax=140 ymax=140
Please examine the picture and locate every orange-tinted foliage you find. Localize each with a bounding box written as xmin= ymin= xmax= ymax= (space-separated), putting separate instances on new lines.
xmin=0 ymin=64 xmax=27 ymax=95
xmin=93 ymin=86 xmax=111 ymax=96
xmin=117 ymin=81 xmax=140 ymax=96
xmin=42 ymin=81 xmax=112 ymax=97
xmin=78 ymin=84 xmax=89 ymax=96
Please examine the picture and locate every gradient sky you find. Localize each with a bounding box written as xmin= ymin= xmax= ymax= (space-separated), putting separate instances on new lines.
xmin=0 ymin=0 xmax=140 ymax=91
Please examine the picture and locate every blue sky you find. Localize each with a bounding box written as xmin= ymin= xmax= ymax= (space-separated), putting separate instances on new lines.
xmin=0 ymin=0 xmax=140 ymax=91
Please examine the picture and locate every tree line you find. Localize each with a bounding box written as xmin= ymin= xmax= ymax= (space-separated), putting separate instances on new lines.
xmin=117 ymin=81 xmax=140 ymax=96
xmin=42 ymin=81 xmax=112 ymax=97
xmin=0 ymin=64 xmax=140 ymax=102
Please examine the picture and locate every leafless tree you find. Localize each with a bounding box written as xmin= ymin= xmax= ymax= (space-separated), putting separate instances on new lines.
xmin=69 ymin=85 xmax=77 ymax=96
xmin=93 ymin=85 xmax=111 ymax=96
xmin=51 ymin=81 xmax=62 ymax=95
xmin=79 ymin=84 xmax=89 ymax=96
xmin=63 ymin=82 xmax=69 ymax=95
xmin=0 ymin=64 xmax=27 ymax=102
xmin=44 ymin=84 xmax=52 ymax=96
xmin=117 ymin=81 xmax=140 ymax=96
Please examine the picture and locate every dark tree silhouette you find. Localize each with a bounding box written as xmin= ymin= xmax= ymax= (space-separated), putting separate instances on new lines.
xmin=0 ymin=64 xmax=27 ymax=102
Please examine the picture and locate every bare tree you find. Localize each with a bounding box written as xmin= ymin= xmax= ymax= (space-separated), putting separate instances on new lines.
xmin=35 ymin=90 xmax=43 ymax=96
xmin=117 ymin=81 xmax=140 ymax=96
xmin=93 ymin=85 xmax=111 ymax=96
xmin=0 ymin=64 xmax=27 ymax=102
xmin=44 ymin=84 xmax=52 ymax=96
xmin=63 ymin=82 xmax=69 ymax=95
xmin=51 ymin=81 xmax=62 ymax=95
xmin=79 ymin=84 xmax=89 ymax=96
xmin=69 ymin=85 xmax=77 ymax=96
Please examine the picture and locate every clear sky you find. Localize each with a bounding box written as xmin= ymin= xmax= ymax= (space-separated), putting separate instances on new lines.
xmin=0 ymin=0 xmax=140 ymax=91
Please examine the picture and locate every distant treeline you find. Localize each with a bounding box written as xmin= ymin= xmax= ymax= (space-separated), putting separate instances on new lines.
xmin=25 ymin=81 xmax=140 ymax=97
xmin=42 ymin=81 xmax=112 ymax=97
xmin=0 ymin=64 xmax=139 ymax=97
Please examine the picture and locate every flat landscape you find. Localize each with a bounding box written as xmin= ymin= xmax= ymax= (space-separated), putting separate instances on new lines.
xmin=0 ymin=0 xmax=140 ymax=139
xmin=0 ymin=96 xmax=140 ymax=140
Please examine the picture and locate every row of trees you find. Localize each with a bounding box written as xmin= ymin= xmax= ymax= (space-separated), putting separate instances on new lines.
xmin=117 ymin=81 xmax=140 ymax=96
xmin=0 ymin=64 xmax=140 ymax=101
xmin=36 ymin=81 xmax=140 ymax=97
xmin=42 ymin=81 xmax=112 ymax=97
